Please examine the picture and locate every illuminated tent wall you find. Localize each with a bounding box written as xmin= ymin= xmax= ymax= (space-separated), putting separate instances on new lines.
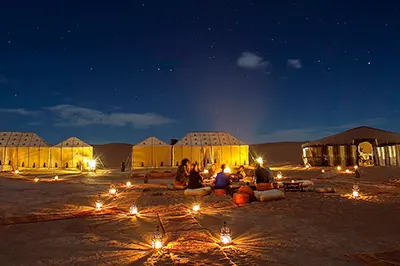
xmin=302 ymin=126 xmax=400 ymax=167
xmin=173 ymin=132 xmax=249 ymax=168
xmin=132 ymin=136 xmax=171 ymax=169
xmin=0 ymin=132 xmax=50 ymax=171
xmin=50 ymin=137 xmax=93 ymax=170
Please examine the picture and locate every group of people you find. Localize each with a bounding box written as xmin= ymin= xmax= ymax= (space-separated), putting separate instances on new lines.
xmin=174 ymin=158 xmax=275 ymax=190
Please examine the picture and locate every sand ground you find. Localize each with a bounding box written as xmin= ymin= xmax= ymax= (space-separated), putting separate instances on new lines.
xmin=0 ymin=167 xmax=399 ymax=265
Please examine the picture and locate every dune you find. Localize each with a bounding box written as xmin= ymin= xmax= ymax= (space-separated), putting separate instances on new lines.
xmin=250 ymin=142 xmax=304 ymax=166
xmin=92 ymin=143 xmax=132 ymax=168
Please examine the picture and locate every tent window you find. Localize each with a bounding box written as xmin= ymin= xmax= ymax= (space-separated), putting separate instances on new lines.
xmin=1 ymin=138 xmax=3 ymax=140
xmin=143 ymin=142 xmax=146 ymax=145
xmin=22 ymin=162 xmax=24 ymax=167
xmin=25 ymin=139 xmax=27 ymax=141
xmin=0 ymin=143 xmax=2 ymax=145
xmin=160 ymin=161 xmax=163 ymax=166
xmin=65 ymin=162 xmax=69 ymax=168
xmin=195 ymin=142 xmax=198 ymax=145
xmin=55 ymin=163 xmax=58 ymax=168
xmin=66 ymin=143 xmax=68 ymax=145
xmin=23 ymin=143 xmax=25 ymax=146
xmin=141 ymin=162 xmax=144 ymax=167
xmin=176 ymin=161 xmax=179 ymax=166
xmin=0 ymin=160 xmax=1 ymax=165
xmin=159 ymin=142 xmax=161 ymax=144
xmin=205 ymin=142 xmax=207 ymax=144
xmin=36 ymin=139 xmax=38 ymax=141
xmin=32 ymin=162 xmax=36 ymax=168
xmin=77 ymin=143 xmax=79 ymax=145
xmin=26 ymin=134 xmax=28 ymax=136
xmin=244 ymin=160 xmax=247 ymax=165
xmin=11 ymin=143 xmax=14 ymax=145
xmin=34 ymin=144 xmax=36 ymax=146
xmin=43 ymin=162 xmax=46 ymax=167
xmin=8 ymin=160 xmax=11 ymax=165
xmin=13 ymin=138 xmax=16 ymax=141
xmin=3 ymin=134 xmax=5 ymax=136
xmin=194 ymin=134 xmax=196 ymax=136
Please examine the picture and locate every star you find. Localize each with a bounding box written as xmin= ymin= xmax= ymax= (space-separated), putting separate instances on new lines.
xmin=90 ymin=67 xmax=93 ymax=71
xmin=367 ymin=61 xmax=371 ymax=65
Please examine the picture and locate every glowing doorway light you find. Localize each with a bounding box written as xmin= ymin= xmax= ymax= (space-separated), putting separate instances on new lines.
xmin=89 ymin=159 xmax=96 ymax=171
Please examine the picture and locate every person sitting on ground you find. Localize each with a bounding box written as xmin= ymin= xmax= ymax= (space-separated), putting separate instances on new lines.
xmin=236 ymin=165 xmax=246 ymax=179
xmin=187 ymin=163 xmax=204 ymax=189
xmin=174 ymin=158 xmax=190 ymax=187
xmin=214 ymin=164 xmax=231 ymax=189
xmin=254 ymin=163 xmax=274 ymax=184
xmin=208 ymin=164 xmax=217 ymax=178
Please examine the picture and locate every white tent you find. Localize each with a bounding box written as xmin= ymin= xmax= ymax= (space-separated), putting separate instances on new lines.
xmin=51 ymin=137 xmax=93 ymax=169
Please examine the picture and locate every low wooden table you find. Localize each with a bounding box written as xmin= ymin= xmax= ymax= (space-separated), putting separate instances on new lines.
xmin=283 ymin=181 xmax=305 ymax=192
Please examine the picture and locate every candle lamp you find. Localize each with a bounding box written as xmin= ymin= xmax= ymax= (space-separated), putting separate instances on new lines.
xmin=220 ymin=221 xmax=232 ymax=245
xmin=151 ymin=225 xmax=164 ymax=249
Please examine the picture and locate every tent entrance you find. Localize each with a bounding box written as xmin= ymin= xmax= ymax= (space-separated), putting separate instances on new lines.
xmin=358 ymin=141 xmax=374 ymax=166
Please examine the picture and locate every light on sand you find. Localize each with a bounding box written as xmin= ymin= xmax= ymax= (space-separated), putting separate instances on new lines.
xmin=54 ymin=175 xmax=59 ymax=181
xmin=276 ymin=171 xmax=283 ymax=180
xmin=256 ymin=157 xmax=263 ymax=165
xmin=34 ymin=177 xmax=39 ymax=182
xmin=336 ymin=166 xmax=342 ymax=171
xmin=321 ymin=169 xmax=325 ymax=173
xmin=89 ymin=159 xmax=96 ymax=171
xmin=220 ymin=221 xmax=232 ymax=245
xmin=129 ymin=201 xmax=138 ymax=215
xmin=352 ymin=184 xmax=360 ymax=198
xmin=224 ymin=166 xmax=231 ymax=173
xmin=95 ymin=195 xmax=103 ymax=210
xmin=126 ymin=180 xmax=132 ymax=187
xmin=109 ymin=184 xmax=117 ymax=196
xmin=152 ymin=225 xmax=163 ymax=249
xmin=192 ymin=204 xmax=200 ymax=212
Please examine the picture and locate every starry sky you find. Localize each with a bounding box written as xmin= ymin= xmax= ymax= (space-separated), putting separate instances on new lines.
xmin=0 ymin=1 xmax=399 ymax=145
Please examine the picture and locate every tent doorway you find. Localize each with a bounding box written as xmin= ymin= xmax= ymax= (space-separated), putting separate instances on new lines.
xmin=358 ymin=141 xmax=374 ymax=165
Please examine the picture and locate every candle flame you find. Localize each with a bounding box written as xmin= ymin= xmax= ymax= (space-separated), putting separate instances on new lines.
xmin=192 ymin=205 xmax=200 ymax=212
xmin=126 ymin=181 xmax=132 ymax=187
xmin=34 ymin=177 xmax=39 ymax=182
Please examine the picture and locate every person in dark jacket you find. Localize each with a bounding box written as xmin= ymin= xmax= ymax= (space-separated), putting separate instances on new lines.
xmin=254 ymin=163 xmax=274 ymax=184
xmin=214 ymin=164 xmax=231 ymax=189
xmin=174 ymin=158 xmax=190 ymax=187
xmin=187 ymin=163 xmax=203 ymax=189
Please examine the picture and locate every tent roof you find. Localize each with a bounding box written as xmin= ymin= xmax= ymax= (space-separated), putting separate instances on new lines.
xmin=174 ymin=132 xmax=246 ymax=146
xmin=53 ymin=137 xmax=92 ymax=148
xmin=303 ymin=126 xmax=400 ymax=147
xmin=0 ymin=132 xmax=49 ymax=147
xmin=134 ymin=136 xmax=169 ymax=146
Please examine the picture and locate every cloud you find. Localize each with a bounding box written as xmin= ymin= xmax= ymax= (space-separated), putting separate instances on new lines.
xmin=256 ymin=118 xmax=387 ymax=143
xmin=287 ymin=59 xmax=302 ymax=69
xmin=0 ymin=75 xmax=8 ymax=83
xmin=237 ymin=52 xmax=270 ymax=70
xmin=0 ymin=108 xmax=41 ymax=116
xmin=44 ymin=104 xmax=175 ymax=128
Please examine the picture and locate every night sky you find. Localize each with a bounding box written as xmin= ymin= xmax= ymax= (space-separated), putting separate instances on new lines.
xmin=1 ymin=1 xmax=399 ymax=145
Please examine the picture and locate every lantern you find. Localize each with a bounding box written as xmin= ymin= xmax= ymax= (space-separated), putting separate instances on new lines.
xmin=151 ymin=225 xmax=164 ymax=249
xmin=95 ymin=195 xmax=103 ymax=210
xmin=276 ymin=171 xmax=283 ymax=180
xmin=354 ymin=165 xmax=358 ymax=170
xmin=203 ymin=169 xmax=209 ymax=174
xmin=291 ymin=180 xmax=295 ymax=183
xmin=34 ymin=177 xmax=39 ymax=183
xmin=345 ymin=169 xmax=350 ymax=173
xmin=336 ymin=166 xmax=341 ymax=171
xmin=126 ymin=180 xmax=132 ymax=188
xmin=129 ymin=201 xmax=138 ymax=215
xmin=224 ymin=166 xmax=231 ymax=173
xmin=305 ymin=164 xmax=310 ymax=169
xmin=109 ymin=184 xmax=117 ymax=196
xmin=256 ymin=157 xmax=263 ymax=165
xmin=192 ymin=204 xmax=200 ymax=212
xmin=321 ymin=169 xmax=325 ymax=173
xmin=220 ymin=221 xmax=232 ymax=245
xmin=89 ymin=159 xmax=96 ymax=171
xmin=14 ymin=170 xmax=19 ymax=174
xmin=54 ymin=175 xmax=59 ymax=181
xmin=352 ymin=184 xmax=360 ymax=198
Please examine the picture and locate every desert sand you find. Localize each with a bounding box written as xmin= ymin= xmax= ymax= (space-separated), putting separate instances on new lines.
xmin=1 ymin=165 xmax=399 ymax=266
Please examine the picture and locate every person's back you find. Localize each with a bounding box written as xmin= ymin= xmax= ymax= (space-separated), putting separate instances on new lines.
xmin=175 ymin=159 xmax=190 ymax=186
xmin=214 ymin=164 xmax=230 ymax=188
xmin=255 ymin=165 xmax=273 ymax=183
xmin=187 ymin=164 xmax=203 ymax=189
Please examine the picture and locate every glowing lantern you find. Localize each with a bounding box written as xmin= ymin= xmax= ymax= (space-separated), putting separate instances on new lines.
xmin=354 ymin=165 xmax=358 ymax=170
xmin=305 ymin=164 xmax=310 ymax=169
xmin=220 ymin=221 xmax=232 ymax=245
xmin=224 ymin=166 xmax=231 ymax=173
xmin=336 ymin=166 xmax=342 ymax=171
xmin=126 ymin=180 xmax=132 ymax=188
xmin=291 ymin=180 xmax=295 ymax=183
xmin=95 ymin=195 xmax=103 ymax=210
xmin=34 ymin=177 xmax=39 ymax=182
xmin=192 ymin=204 xmax=200 ymax=212
xmin=352 ymin=184 xmax=360 ymax=198
xmin=276 ymin=171 xmax=283 ymax=180
xmin=151 ymin=225 xmax=164 ymax=249
xmin=109 ymin=184 xmax=117 ymax=196
xmin=321 ymin=169 xmax=325 ymax=173
xmin=14 ymin=170 xmax=19 ymax=174
xmin=54 ymin=175 xmax=59 ymax=181
xmin=129 ymin=201 xmax=138 ymax=215
xmin=89 ymin=159 xmax=96 ymax=171
xmin=203 ymin=169 xmax=209 ymax=174
xmin=256 ymin=157 xmax=263 ymax=165
xmin=345 ymin=169 xmax=350 ymax=173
